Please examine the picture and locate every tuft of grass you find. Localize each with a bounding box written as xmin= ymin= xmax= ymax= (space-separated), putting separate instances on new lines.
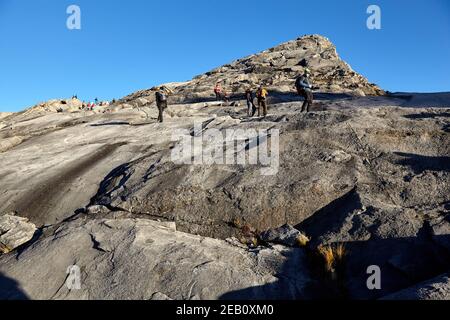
xmin=296 ymin=233 xmax=311 ymax=247
xmin=335 ymin=243 xmax=346 ymax=262
xmin=231 ymin=218 xmax=242 ymax=229
xmin=317 ymin=245 xmax=335 ymax=272
xmin=316 ymin=243 xmax=347 ymax=273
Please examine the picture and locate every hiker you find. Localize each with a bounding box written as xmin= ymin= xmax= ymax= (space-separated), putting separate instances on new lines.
xmin=222 ymin=89 xmax=230 ymax=104
xmin=214 ymin=83 xmax=222 ymax=101
xmin=155 ymin=86 xmax=173 ymax=123
xmin=245 ymin=88 xmax=257 ymax=117
xmin=256 ymin=86 xmax=268 ymax=117
xmin=295 ymin=68 xmax=314 ymax=112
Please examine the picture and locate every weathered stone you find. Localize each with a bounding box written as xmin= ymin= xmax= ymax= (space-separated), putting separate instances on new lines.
xmin=260 ymin=224 xmax=307 ymax=247
xmin=0 ymin=215 xmax=36 ymax=253
xmin=0 ymin=219 xmax=311 ymax=300
xmin=86 ymin=205 xmax=111 ymax=215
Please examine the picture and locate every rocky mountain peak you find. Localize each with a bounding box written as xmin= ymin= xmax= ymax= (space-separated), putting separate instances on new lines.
xmin=119 ymin=34 xmax=384 ymax=106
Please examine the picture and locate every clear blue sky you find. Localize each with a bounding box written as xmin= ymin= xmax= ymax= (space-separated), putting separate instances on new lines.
xmin=1 ymin=0 xmax=449 ymax=112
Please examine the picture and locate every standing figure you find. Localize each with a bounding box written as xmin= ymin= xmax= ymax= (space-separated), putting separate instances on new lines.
xmin=155 ymin=86 xmax=173 ymax=123
xmin=245 ymin=88 xmax=256 ymax=117
xmin=214 ymin=83 xmax=222 ymax=101
xmin=295 ymin=69 xmax=314 ymax=113
xmin=256 ymin=86 xmax=268 ymax=117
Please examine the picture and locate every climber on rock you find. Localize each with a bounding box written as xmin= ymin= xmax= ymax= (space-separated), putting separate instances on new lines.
xmin=245 ymin=88 xmax=257 ymax=117
xmin=222 ymin=89 xmax=230 ymax=105
xmin=295 ymin=68 xmax=314 ymax=113
xmin=256 ymin=85 xmax=269 ymax=117
xmin=214 ymin=82 xmax=222 ymax=101
xmin=155 ymin=86 xmax=173 ymax=123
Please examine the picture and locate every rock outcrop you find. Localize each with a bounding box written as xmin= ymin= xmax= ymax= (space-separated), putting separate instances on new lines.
xmin=25 ymin=98 xmax=83 ymax=114
xmin=0 ymin=214 xmax=36 ymax=254
xmin=118 ymin=35 xmax=384 ymax=107
xmin=0 ymin=218 xmax=310 ymax=300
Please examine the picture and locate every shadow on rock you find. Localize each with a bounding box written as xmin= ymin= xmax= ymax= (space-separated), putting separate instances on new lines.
xmin=295 ymin=187 xmax=361 ymax=246
xmin=219 ymin=248 xmax=310 ymax=300
xmin=294 ymin=188 xmax=450 ymax=299
xmin=394 ymin=152 xmax=450 ymax=174
xmin=443 ymin=124 xmax=450 ymax=133
xmin=90 ymin=121 xmax=131 ymax=127
xmin=403 ymin=112 xmax=450 ymax=120
xmin=342 ymin=233 xmax=450 ymax=300
xmin=0 ymin=272 xmax=29 ymax=300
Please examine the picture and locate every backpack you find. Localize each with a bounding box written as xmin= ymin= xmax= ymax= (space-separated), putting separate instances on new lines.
xmin=257 ymin=88 xmax=267 ymax=99
xmin=295 ymin=77 xmax=303 ymax=88
xmin=156 ymin=91 xmax=167 ymax=102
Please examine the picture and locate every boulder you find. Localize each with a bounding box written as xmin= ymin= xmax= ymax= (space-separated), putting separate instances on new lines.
xmin=0 ymin=214 xmax=37 ymax=253
xmin=0 ymin=136 xmax=23 ymax=153
xmin=260 ymin=224 xmax=308 ymax=247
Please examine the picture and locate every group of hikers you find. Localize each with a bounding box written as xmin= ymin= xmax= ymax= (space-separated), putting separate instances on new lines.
xmin=155 ymin=68 xmax=314 ymax=123
xmin=80 ymin=98 xmax=111 ymax=111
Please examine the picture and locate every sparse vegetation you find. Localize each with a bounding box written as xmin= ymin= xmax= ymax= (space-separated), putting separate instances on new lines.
xmin=316 ymin=243 xmax=347 ymax=274
xmin=296 ymin=233 xmax=311 ymax=247
xmin=236 ymin=224 xmax=260 ymax=248
xmin=231 ymin=218 xmax=243 ymax=229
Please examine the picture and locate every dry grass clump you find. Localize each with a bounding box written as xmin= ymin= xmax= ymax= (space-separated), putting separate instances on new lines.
xmin=296 ymin=233 xmax=311 ymax=247
xmin=316 ymin=243 xmax=346 ymax=273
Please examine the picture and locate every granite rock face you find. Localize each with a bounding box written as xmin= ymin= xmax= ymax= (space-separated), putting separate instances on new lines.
xmin=0 ymin=214 xmax=37 ymax=254
xmin=0 ymin=34 xmax=449 ymax=300
xmin=118 ymin=35 xmax=384 ymax=107
xmin=0 ymin=218 xmax=310 ymax=300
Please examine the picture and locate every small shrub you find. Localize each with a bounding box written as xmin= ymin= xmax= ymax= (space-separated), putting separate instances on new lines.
xmin=335 ymin=243 xmax=346 ymax=262
xmin=296 ymin=233 xmax=311 ymax=247
xmin=317 ymin=245 xmax=335 ymax=272
xmin=316 ymin=243 xmax=347 ymax=273
xmin=231 ymin=218 xmax=242 ymax=229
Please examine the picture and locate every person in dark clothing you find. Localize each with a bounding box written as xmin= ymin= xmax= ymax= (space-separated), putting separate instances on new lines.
xmin=155 ymin=87 xmax=169 ymax=123
xmin=245 ymin=89 xmax=257 ymax=117
xmin=214 ymin=83 xmax=222 ymax=101
xmin=295 ymin=69 xmax=314 ymax=113
xmin=222 ymin=89 xmax=230 ymax=104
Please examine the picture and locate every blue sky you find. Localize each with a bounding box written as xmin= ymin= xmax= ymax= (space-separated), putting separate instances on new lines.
xmin=0 ymin=0 xmax=449 ymax=112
